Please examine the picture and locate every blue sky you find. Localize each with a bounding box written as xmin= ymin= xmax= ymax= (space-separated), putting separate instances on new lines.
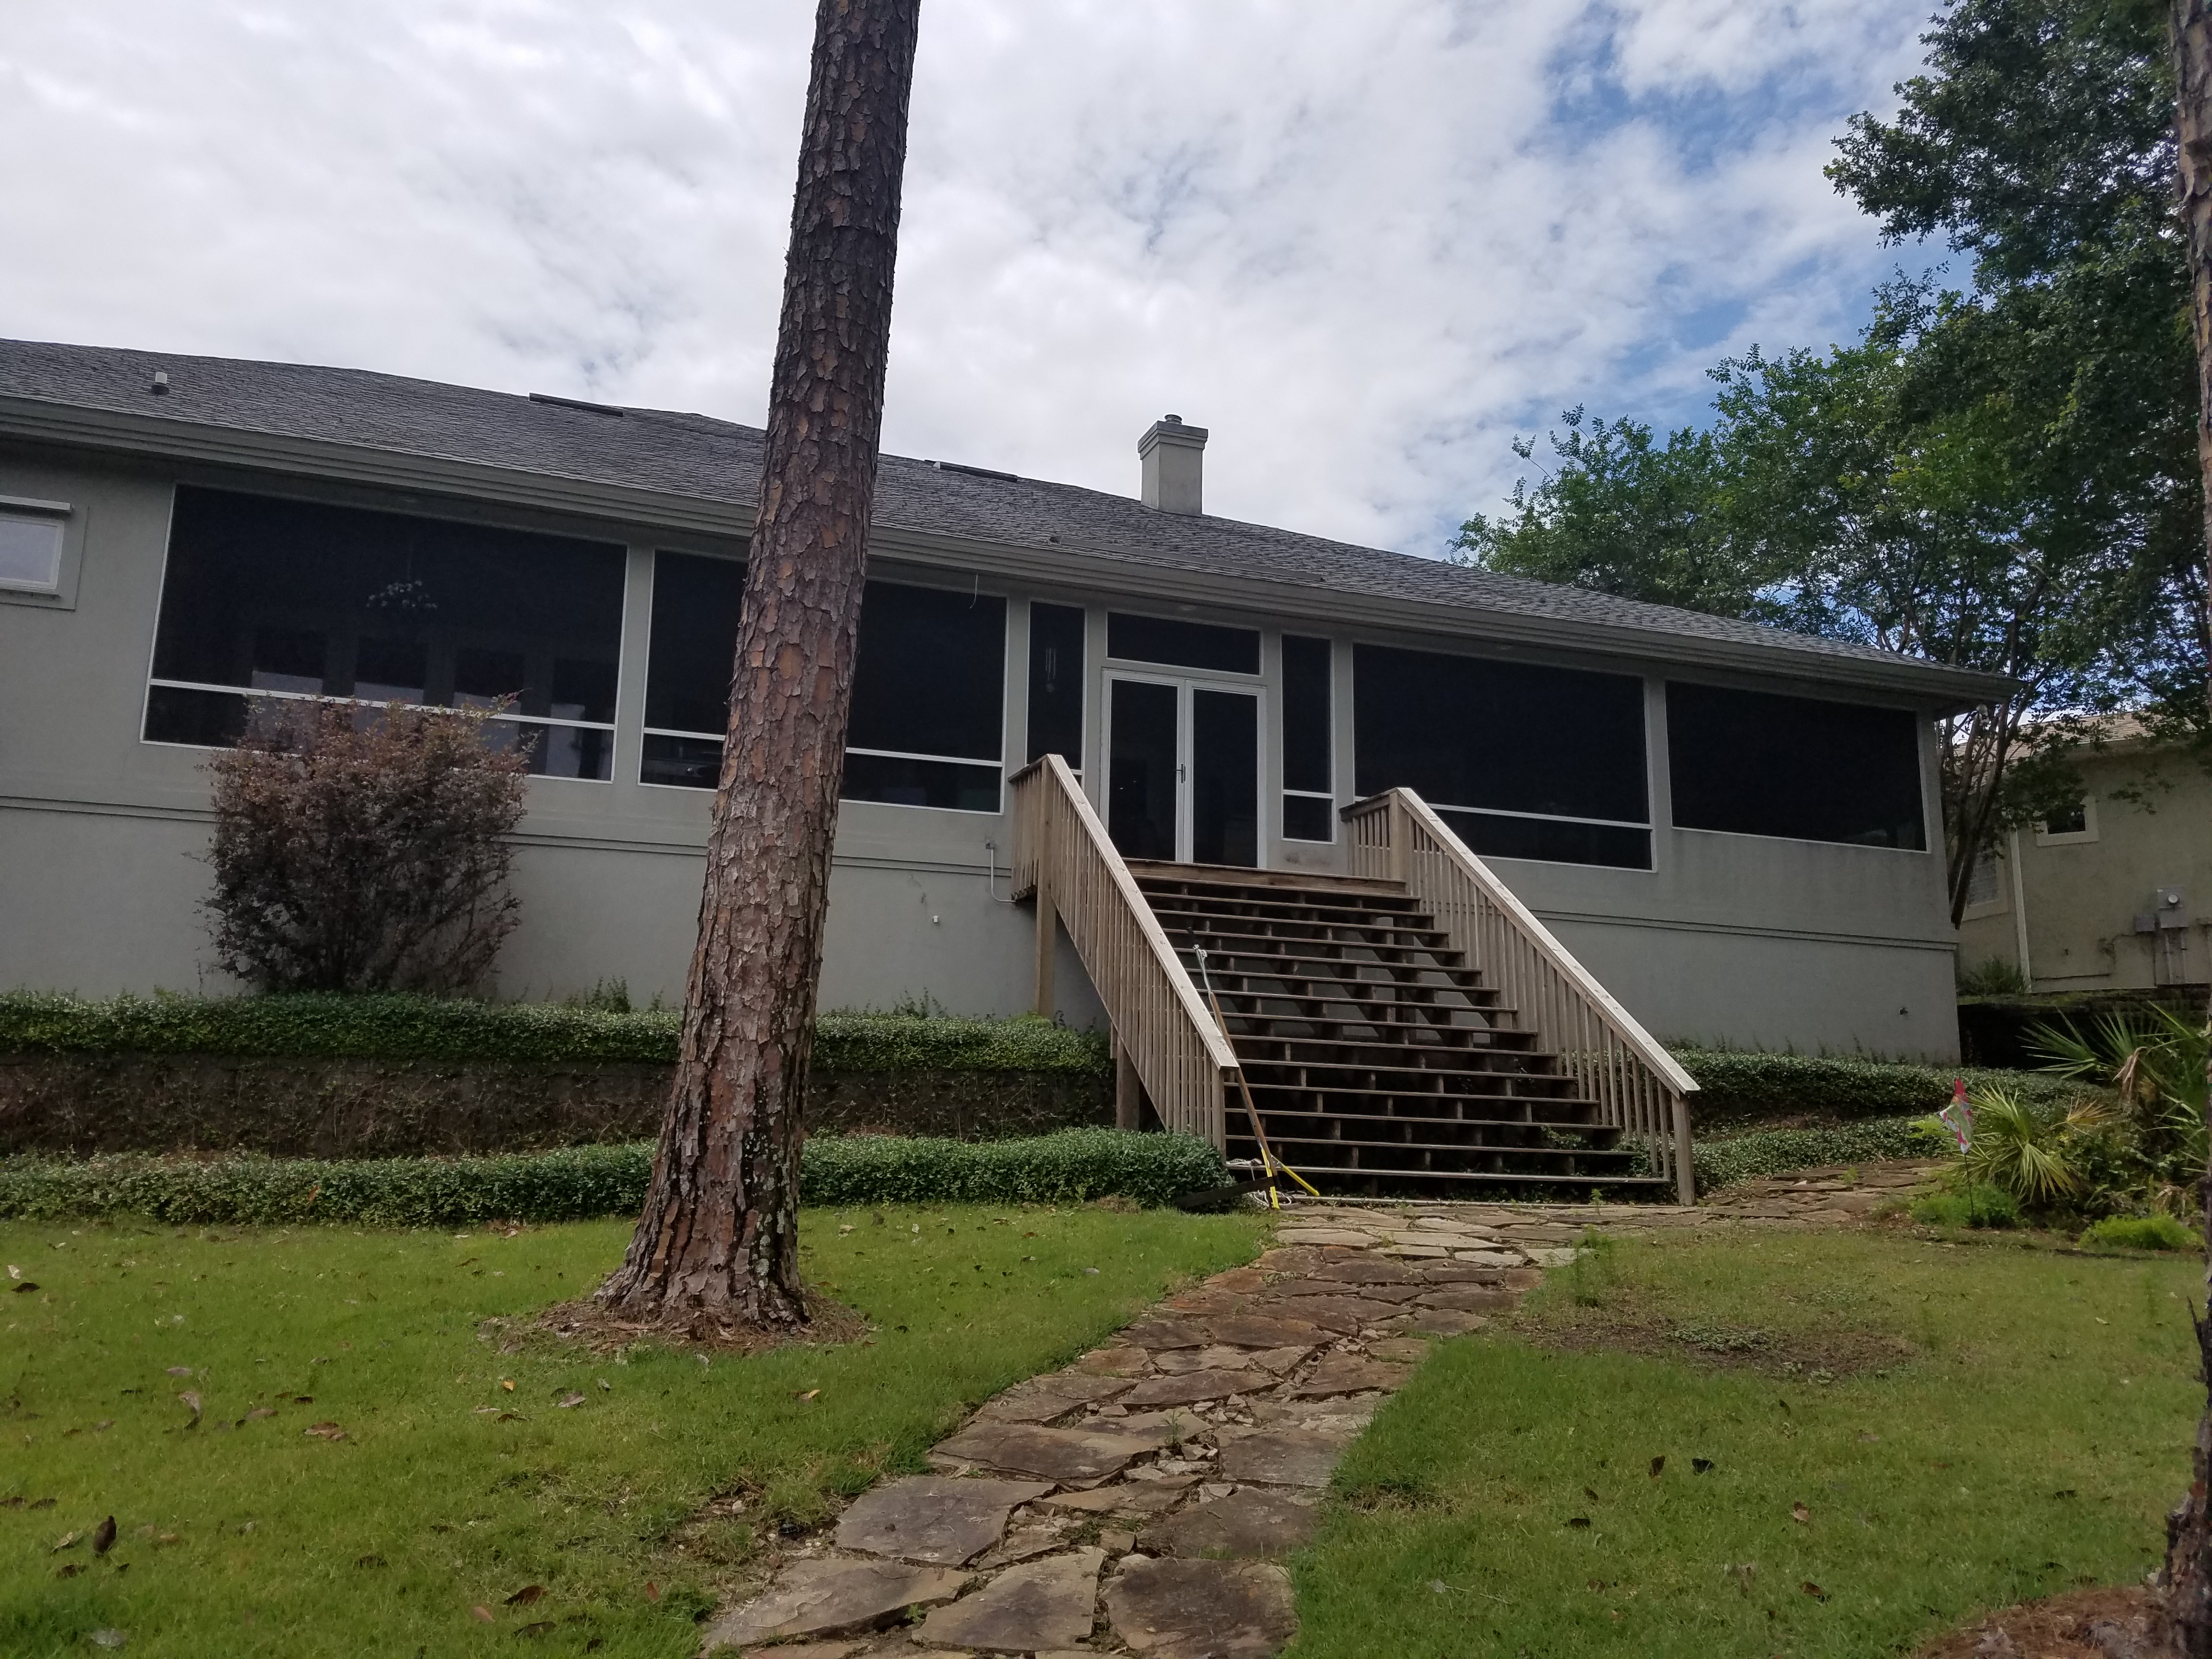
xmin=0 ymin=0 xmax=1949 ymax=555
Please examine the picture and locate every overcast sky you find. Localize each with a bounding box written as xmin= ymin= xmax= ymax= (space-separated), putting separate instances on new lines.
xmin=0 ymin=1 xmax=1941 ymax=554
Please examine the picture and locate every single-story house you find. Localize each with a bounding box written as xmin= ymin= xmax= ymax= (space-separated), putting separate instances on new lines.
xmin=0 ymin=339 xmax=2008 ymax=1194
xmin=1958 ymin=724 xmax=2210 ymax=995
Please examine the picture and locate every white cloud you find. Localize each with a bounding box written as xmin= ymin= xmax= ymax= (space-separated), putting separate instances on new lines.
xmin=0 ymin=0 xmax=1933 ymax=552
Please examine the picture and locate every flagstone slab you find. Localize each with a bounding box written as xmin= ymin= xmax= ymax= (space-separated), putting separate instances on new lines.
xmin=1121 ymin=1318 xmax=1214 ymax=1351
xmin=1376 ymin=1242 xmax=1453 ymax=1259
xmin=975 ymin=1374 xmax=1134 ymax=1424
xmin=1268 ymin=1277 xmax=1427 ymax=1305
xmin=1365 ymin=1337 xmax=1436 ymax=1363
xmin=1308 ymin=1257 xmax=1424 ymax=1286
xmin=1122 ymin=1369 xmax=1261 ymax=1408
xmin=1420 ymin=1263 xmax=1529 ymax=1285
xmin=1136 ymin=1488 xmax=1320 ymax=1561
xmin=1402 ymin=1307 xmax=1486 ymax=1337
xmin=1103 ymin=1556 xmax=1298 ymax=1658
xmin=1202 ymin=1313 xmax=1324 ymax=1350
xmin=832 ymin=1477 xmax=1052 ymax=1565
xmin=1418 ymin=1284 xmax=1519 ymax=1314
xmin=1245 ymin=1344 xmax=1316 ymax=1375
xmin=1273 ymin=1228 xmax=1386 ymax=1247
xmin=700 ymin=1558 xmax=968 ymax=1650
xmin=933 ymin=1422 xmax=1158 ymax=1484
xmin=1151 ymin=1345 xmax=1252 ymax=1375
xmin=1283 ymin=1357 xmax=1415 ymax=1399
xmin=912 ymin=1547 xmax=1103 ymax=1652
xmin=974 ymin=1519 xmax=1073 ymax=1570
xmin=1214 ymin=1427 xmax=1354 ymax=1487
xmin=1073 ymin=1346 xmax=1154 ymax=1376
xmin=731 ymin=1643 xmax=862 ymax=1659
xmin=1252 ymin=1295 xmax=1396 ymax=1333
xmin=1038 ymin=1482 xmax=1189 ymax=1517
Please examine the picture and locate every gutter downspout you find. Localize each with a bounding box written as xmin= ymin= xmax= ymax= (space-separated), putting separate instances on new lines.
xmin=2007 ymin=828 xmax=2034 ymax=988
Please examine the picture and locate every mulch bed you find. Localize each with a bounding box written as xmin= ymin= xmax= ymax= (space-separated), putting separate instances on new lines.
xmin=512 ymin=1285 xmax=871 ymax=1357
xmin=1913 ymin=1584 xmax=2164 ymax=1658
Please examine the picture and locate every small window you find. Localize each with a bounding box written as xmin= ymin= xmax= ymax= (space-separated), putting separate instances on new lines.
xmin=1282 ymin=634 xmax=1334 ymax=842
xmin=1107 ymin=612 xmax=1260 ymax=675
xmin=1026 ymin=601 xmax=1086 ymax=768
xmin=144 ymin=487 xmax=625 ymax=778
xmin=1667 ymin=680 xmax=1926 ymax=850
xmin=2036 ymin=799 xmax=2097 ymax=843
xmin=1963 ymin=848 xmax=2004 ymax=909
xmin=0 ymin=500 xmax=68 ymax=594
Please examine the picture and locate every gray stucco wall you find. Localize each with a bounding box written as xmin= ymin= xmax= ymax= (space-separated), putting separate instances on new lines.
xmin=1 ymin=444 xmax=1957 ymax=1060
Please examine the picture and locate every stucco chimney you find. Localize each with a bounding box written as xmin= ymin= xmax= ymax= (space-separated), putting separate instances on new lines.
xmin=1138 ymin=415 xmax=1207 ymax=514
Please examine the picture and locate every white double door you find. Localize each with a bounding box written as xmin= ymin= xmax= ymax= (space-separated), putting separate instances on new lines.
xmin=1103 ymin=672 xmax=1262 ymax=868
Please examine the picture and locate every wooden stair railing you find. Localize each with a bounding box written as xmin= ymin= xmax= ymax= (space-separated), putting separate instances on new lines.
xmin=1008 ymin=754 xmax=1237 ymax=1148
xmin=1342 ymin=789 xmax=1700 ymax=1202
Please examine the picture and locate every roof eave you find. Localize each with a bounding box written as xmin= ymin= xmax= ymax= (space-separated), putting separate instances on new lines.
xmin=0 ymin=394 xmax=2016 ymax=712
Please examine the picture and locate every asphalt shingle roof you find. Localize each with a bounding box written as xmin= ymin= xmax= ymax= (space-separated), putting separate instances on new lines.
xmin=0 ymin=338 xmax=1989 ymax=693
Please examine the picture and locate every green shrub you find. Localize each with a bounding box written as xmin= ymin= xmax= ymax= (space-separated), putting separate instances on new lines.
xmin=1671 ymin=1047 xmax=2081 ymax=1131
xmin=2081 ymin=1214 xmax=2199 ymax=1252
xmin=1692 ymin=1116 xmax=1943 ymax=1192
xmin=1956 ymin=957 xmax=2030 ymax=996
xmin=1910 ymin=1183 xmax=2022 ymax=1229
xmin=0 ymin=1130 xmax=1224 ymax=1227
xmin=0 ymin=992 xmax=1109 ymax=1076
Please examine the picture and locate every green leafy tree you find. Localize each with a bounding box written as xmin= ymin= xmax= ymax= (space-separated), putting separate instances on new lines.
xmin=1460 ymin=0 xmax=2207 ymax=924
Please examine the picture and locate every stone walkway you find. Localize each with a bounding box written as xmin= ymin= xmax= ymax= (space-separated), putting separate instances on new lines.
xmin=699 ymin=1163 xmax=1940 ymax=1657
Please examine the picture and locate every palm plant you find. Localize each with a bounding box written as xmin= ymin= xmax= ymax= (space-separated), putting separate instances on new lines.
xmin=1959 ymin=1086 xmax=2114 ymax=1206
xmin=2034 ymin=1010 xmax=2209 ymax=1166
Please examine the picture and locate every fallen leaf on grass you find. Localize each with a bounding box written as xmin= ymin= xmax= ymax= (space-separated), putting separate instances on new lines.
xmin=56 ymin=1563 xmax=82 ymax=1578
xmin=165 ymin=1367 xmax=193 ymax=1378
xmin=1583 ymin=1485 xmax=1600 ymax=1502
xmin=52 ymin=1531 xmax=81 ymax=1553
xmin=1650 ymin=1456 xmax=1665 ymax=1478
xmin=12 ymin=1282 xmax=37 ymax=1294
xmin=506 ymin=1585 xmax=546 ymax=1605
xmin=178 ymin=1391 xmax=202 ymax=1425
xmin=471 ymin=1605 xmax=494 ymax=1623
xmin=795 ymin=1389 xmax=820 ymax=1403
xmin=1791 ymin=1503 xmax=1810 ymax=1524
xmin=596 ymin=1379 xmax=611 ymax=1391
xmin=29 ymin=1498 xmax=55 ymax=1510
xmin=1566 ymin=1517 xmax=1592 ymax=1530
xmin=292 ymin=1396 xmax=312 ymax=1405
xmin=500 ymin=1379 xmax=516 ymax=1392
xmin=1802 ymin=1581 xmax=1828 ymax=1600
xmin=5 ymin=1265 xmax=16 ymax=1278
xmin=1692 ymin=1458 xmax=1715 ymax=1474
xmin=496 ymin=1412 xmax=524 ymax=1423
xmin=556 ymin=1393 xmax=586 ymax=1409
xmin=644 ymin=1582 xmax=660 ymax=1602
xmin=303 ymin=1422 xmax=346 ymax=1441
xmin=357 ymin=1554 xmax=386 ymax=1568
xmin=244 ymin=1408 xmax=274 ymax=1423
xmin=89 ymin=1627 xmax=126 ymax=1647
xmin=93 ymin=1516 xmax=116 ymax=1555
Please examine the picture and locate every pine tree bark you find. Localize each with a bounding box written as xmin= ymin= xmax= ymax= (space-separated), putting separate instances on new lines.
xmin=596 ymin=0 xmax=922 ymax=1334
xmin=2162 ymin=2 xmax=2212 ymax=1650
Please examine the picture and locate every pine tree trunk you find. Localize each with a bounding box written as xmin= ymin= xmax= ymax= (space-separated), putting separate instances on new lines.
xmin=596 ymin=0 xmax=922 ymax=1335
xmin=2162 ymin=2 xmax=2212 ymax=1650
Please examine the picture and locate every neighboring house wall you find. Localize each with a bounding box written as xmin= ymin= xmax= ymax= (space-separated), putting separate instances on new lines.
xmin=3 ymin=443 xmax=1963 ymax=1059
xmin=1956 ymin=747 xmax=2212 ymax=992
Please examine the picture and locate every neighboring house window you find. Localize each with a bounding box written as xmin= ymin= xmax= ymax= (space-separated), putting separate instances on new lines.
xmin=641 ymin=563 xmax=1007 ymax=812
xmin=1352 ymin=644 xmax=1651 ymax=868
xmin=2036 ymin=800 xmax=2096 ymax=843
xmin=1025 ymin=601 xmax=1086 ymax=770
xmin=143 ymin=487 xmax=624 ymax=777
xmin=640 ymin=551 xmax=747 ymax=788
xmin=0 ymin=497 xmax=69 ymax=593
xmin=1667 ymin=681 xmax=1926 ymax=850
xmin=1963 ymin=847 xmax=2004 ymax=910
xmin=1107 ymin=612 xmax=1260 ymax=675
xmin=1280 ymin=634 xmax=1334 ymax=842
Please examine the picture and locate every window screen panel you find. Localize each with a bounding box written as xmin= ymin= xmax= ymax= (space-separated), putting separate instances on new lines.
xmin=1666 ymin=680 xmax=1926 ymax=849
xmin=1026 ymin=601 xmax=1085 ymax=766
xmin=1107 ymin=612 xmax=1260 ymax=675
xmin=848 ymin=581 xmax=1006 ymax=763
xmin=1353 ymin=644 xmax=1647 ymax=824
xmin=1437 ymin=810 xmax=1651 ymax=870
xmin=842 ymin=752 xmax=1002 ymax=812
xmin=1282 ymin=635 xmax=1331 ymax=793
xmin=145 ymin=487 xmax=625 ymax=777
xmin=644 ymin=552 xmax=746 ymax=737
xmin=1282 ymin=794 xmax=1335 ymax=843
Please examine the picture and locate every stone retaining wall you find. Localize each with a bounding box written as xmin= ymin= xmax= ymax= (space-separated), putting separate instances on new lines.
xmin=0 ymin=1052 xmax=1113 ymax=1158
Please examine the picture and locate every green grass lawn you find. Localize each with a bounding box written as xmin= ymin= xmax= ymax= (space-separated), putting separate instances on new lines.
xmin=1292 ymin=1229 xmax=2203 ymax=1658
xmin=1 ymin=1204 xmax=1262 ymax=1658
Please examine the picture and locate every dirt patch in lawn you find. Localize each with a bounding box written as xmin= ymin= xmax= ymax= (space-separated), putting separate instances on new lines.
xmin=486 ymin=1285 xmax=871 ymax=1359
xmin=1506 ymin=1300 xmax=1917 ymax=1380
xmin=1913 ymin=1583 xmax=2165 ymax=1657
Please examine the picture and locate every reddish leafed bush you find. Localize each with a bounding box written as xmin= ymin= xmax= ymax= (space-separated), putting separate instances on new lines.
xmin=203 ymin=699 xmax=529 ymax=995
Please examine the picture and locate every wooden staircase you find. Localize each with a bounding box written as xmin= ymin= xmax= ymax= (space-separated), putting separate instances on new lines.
xmin=1128 ymin=863 xmax=1666 ymax=1197
xmin=1008 ymin=758 xmax=1697 ymax=1203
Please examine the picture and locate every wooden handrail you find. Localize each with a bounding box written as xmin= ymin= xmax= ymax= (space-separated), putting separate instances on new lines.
xmin=1342 ymin=789 xmax=1700 ymax=1202
xmin=1009 ymin=755 xmax=1236 ymax=1147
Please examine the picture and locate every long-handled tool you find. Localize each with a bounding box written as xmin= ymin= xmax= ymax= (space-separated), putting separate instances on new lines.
xmin=1193 ymin=946 xmax=1320 ymax=1207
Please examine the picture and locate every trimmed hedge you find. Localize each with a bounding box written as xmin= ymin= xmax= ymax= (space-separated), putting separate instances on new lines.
xmin=1692 ymin=1115 xmax=1943 ymax=1193
xmin=1674 ymin=1048 xmax=2083 ymax=1131
xmin=0 ymin=1129 xmax=1227 ymax=1227
xmin=0 ymin=993 xmax=1109 ymax=1077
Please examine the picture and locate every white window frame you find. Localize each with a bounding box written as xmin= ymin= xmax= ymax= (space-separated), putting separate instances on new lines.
xmin=0 ymin=495 xmax=71 ymax=595
xmin=2034 ymin=797 xmax=2099 ymax=845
